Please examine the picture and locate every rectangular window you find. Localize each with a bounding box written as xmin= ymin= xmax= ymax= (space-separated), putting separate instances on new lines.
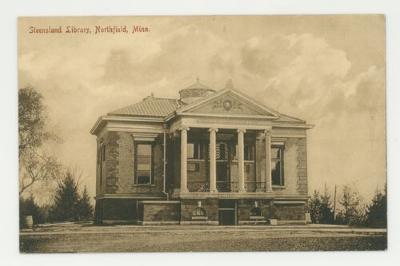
xmin=271 ymin=145 xmax=284 ymax=186
xmin=135 ymin=143 xmax=153 ymax=184
xmin=233 ymin=143 xmax=255 ymax=161
xmin=187 ymin=142 xmax=204 ymax=159
xmin=244 ymin=143 xmax=255 ymax=161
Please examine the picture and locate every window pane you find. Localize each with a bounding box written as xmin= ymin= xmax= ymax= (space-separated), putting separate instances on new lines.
xmin=187 ymin=143 xmax=194 ymax=159
xmin=137 ymin=156 xmax=150 ymax=163
xmin=137 ymin=144 xmax=151 ymax=156
xmin=244 ymin=144 xmax=254 ymax=161
xmin=135 ymin=143 xmax=152 ymax=184
xmin=271 ymin=146 xmax=284 ymax=186
xmin=271 ymin=147 xmax=280 ymax=159
xmin=271 ymin=160 xmax=281 ymax=186
xmin=137 ymin=163 xmax=151 ymax=171
xmin=137 ymin=174 xmax=150 ymax=184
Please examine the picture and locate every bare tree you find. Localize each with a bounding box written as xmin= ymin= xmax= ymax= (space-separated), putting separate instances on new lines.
xmin=19 ymin=87 xmax=62 ymax=196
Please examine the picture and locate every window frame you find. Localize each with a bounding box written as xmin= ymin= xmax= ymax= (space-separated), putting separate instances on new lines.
xmin=134 ymin=142 xmax=154 ymax=185
xmin=232 ymin=142 xmax=255 ymax=161
xmin=187 ymin=141 xmax=205 ymax=160
xmin=271 ymin=144 xmax=285 ymax=187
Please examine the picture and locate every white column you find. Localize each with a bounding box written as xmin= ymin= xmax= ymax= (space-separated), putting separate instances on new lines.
xmin=265 ymin=128 xmax=273 ymax=192
xmin=180 ymin=127 xmax=189 ymax=193
xmin=209 ymin=127 xmax=218 ymax=193
xmin=237 ymin=128 xmax=246 ymax=192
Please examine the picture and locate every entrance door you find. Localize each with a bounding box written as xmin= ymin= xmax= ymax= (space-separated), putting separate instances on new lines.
xmin=218 ymin=200 xmax=237 ymax=225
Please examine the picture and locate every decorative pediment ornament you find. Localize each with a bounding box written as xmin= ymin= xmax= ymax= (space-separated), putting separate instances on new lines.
xmin=213 ymin=98 xmax=242 ymax=111
xmin=175 ymin=88 xmax=282 ymax=118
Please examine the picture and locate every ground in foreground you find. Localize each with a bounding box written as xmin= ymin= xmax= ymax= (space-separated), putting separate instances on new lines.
xmin=20 ymin=223 xmax=387 ymax=252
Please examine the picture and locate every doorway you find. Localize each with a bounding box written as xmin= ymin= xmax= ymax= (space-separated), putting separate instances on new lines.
xmin=218 ymin=200 xmax=237 ymax=225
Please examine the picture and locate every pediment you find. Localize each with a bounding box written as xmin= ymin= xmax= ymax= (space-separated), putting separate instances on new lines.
xmin=177 ymin=89 xmax=279 ymax=118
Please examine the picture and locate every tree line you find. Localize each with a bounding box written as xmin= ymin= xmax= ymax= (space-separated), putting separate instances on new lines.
xmin=19 ymin=87 xmax=93 ymax=228
xmin=308 ymin=184 xmax=387 ymax=228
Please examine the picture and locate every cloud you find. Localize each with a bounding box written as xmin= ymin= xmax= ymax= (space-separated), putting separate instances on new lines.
xmin=240 ymin=35 xmax=299 ymax=78
xmin=238 ymin=33 xmax=383 ymax=125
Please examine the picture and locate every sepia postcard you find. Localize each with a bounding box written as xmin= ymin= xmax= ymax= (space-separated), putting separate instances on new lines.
xmin=18 ymin=15 xmax=387 ymax=252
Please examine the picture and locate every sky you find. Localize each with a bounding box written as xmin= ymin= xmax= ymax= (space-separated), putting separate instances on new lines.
xmin=18 ymin=15 xmax=386 ymax=205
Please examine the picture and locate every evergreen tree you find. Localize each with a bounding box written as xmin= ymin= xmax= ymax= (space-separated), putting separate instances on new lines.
xmin=319 ymin=185 xmax=334 ymax=224
xmin=77 ymin=186 xmax=94 ymax=221
xmin=309 ymin=186 xmax=335 ymax=224
xmin=337 ymin=185 xmax=366 ymax=226
xmin=48 ymin=171 xmax=80 ymax=222
xmin=366 ymin=186 xmax=387 ymax=228
xmin=309 ymin=190 xmax=322 ymax=223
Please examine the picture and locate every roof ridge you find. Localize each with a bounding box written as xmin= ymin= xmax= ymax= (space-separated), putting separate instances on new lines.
xmin=108 ymin=95 xmax=182 ymax=117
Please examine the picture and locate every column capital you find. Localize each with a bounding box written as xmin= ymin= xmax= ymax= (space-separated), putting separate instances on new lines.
xmin=208 ymin=127 xmax=219 ymax=132
xmin=237 ymin=128 xmax=246 ymax=134
xmin=264 ymin=127 xmax=272 ymax=136
xmin=179 ymin=126 xmax=190 ymax=132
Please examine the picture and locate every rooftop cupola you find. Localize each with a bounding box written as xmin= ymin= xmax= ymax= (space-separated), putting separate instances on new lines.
xmin=179 ymin=77 xmax=216 ymax=104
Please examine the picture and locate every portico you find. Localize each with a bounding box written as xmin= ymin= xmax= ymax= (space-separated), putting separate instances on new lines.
xmin=177 ymin=125 xmax=273 ymax=195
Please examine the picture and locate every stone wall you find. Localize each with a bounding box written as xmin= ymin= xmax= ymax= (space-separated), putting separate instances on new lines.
xmin=105 ymin=132 xmax=119 ymax=194
xmin=139 ymin=201 xmax=180 ymax=224
xmin=95 ymin=198 xmax=138 ymax=224
xmin=296 ymin=138 xmax=308 ymax=195
xmin=273 ymin=203 xmax=306 ymax=220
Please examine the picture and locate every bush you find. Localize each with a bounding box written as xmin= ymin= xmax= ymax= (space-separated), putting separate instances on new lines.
xmin=19 ymin=196 xmax=49 ymax=228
